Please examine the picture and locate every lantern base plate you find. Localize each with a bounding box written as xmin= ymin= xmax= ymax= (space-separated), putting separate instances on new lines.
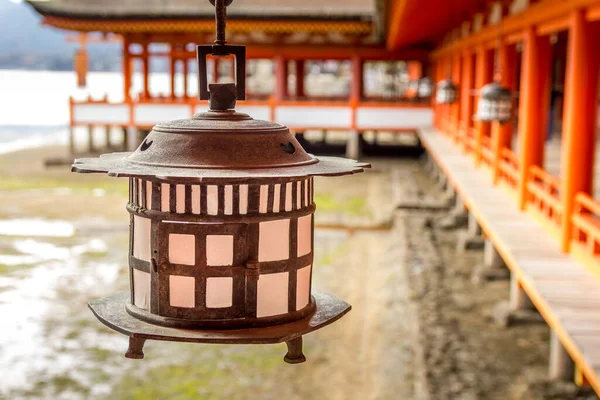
xmin=88 ymin=289 xmax=350 ymax=363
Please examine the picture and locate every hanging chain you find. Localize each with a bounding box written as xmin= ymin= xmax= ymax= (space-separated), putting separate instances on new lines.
xmin=209 ymin=0 xmax=233 ymax=46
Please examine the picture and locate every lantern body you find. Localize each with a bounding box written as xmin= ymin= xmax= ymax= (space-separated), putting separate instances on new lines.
xmin=475 ymin=81 xmax=513 ymax=123
xmin=127 ymin=176 xmax=317 ymax=328
xmin=417 ymin=77 xmax=433 ymax=99
xmin=435 ymin=79 xmax=458 ymax=104
xmin=73 ymin=109 xmax=367 ymax=361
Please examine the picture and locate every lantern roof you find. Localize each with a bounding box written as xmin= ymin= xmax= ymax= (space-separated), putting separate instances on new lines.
xmin=479 ymin=81 xmax=512 ymax=99
xmin=437 ymin=79 xmax=457 ymax=90
xmin=72 ymin=109 xmax=368 ymax=181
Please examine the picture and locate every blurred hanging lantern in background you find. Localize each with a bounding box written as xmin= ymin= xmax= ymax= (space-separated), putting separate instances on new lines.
xmin=474 ymin=81 xmax=512 ymax=123
xmin=473 ymin=6 xmax=513 ymax=123
xmin=71 ymin=0 xmax=368 ymax=363
xmin=417 ymin=77 xmax=434 ymax=99
xmin=435 ymin=0 xmax=458 ymax=105
xmin=435 ymin=79 xmax=458 ymax=104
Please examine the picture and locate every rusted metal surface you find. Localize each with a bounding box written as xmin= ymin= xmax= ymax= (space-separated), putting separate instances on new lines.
xmin=89 ymin=290 xmax=351 ymax=363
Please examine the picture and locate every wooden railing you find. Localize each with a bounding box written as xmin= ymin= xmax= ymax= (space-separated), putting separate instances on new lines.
xmin=498 ymin=148 xmax=519 ymax=190
xmin=69 ymin=96 xmax=433 ymax=132
xmin=480 ymin=135 xmax=493 ymax=167
xmin=571 ymin=193 xmax=600 ymax=263
xmin=527 ymin=165 xmax=563 ymax=230
xmin=464 ymin=127 xmax=476 ymax=153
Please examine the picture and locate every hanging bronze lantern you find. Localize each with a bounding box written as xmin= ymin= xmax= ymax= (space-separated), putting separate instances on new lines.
xmin=435 ymin=79 xmax=458 ymax=104
xmin=417 ymin=77 xmax=434 ymax=99
xmin=71 ymin=0 xmax=368 ymax=364
xmin=474 ymin=81 xmax=513 ymax=124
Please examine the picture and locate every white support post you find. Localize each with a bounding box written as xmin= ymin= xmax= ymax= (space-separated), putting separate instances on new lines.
xmin=346 ymin=130 xmax=361 ymax=160
xmin=484 ymin=239 xmax=505 ymax=269
xmin=467 ymin=211 xmax=482 ymax=236
xmin=509 ymin=273 xmax=534 ymax=310
xmin=549 ymin=331 xmax=575 ymax=381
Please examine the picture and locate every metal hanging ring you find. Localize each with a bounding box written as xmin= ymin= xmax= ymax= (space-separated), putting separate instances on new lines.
xmin=209 ymin=0 xmax=234 ymax=6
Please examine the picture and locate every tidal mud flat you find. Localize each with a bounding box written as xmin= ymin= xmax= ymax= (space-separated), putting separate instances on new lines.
xmin=0 ymin=145 xmax=597 ymax=399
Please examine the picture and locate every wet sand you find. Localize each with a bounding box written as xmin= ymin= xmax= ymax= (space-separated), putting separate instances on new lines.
xmin=0 ymin=146 xmax=597 ymax=399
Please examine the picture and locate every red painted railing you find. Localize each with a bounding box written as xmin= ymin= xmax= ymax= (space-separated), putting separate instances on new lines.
xmin=498 ymin=148 xmax=519 ymax=190
xmin=527 ymin=165 xmax=563 ymax=230
xmin=480 ymin=135 xmax=493 ymax=167
xmin=571 ymin=193 xmax=600 ymax=262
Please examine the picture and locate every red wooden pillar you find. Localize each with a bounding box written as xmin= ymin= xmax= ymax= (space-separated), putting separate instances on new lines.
xmin=296 ymin=60 xmax=305 ymax=99
xmin=275 ymin=55 xmax=288 ymax=102
xmin=142 ymin=42 xmax=150 ymax=99
xmin=474 ymin=46 xmax=493 ymax=163
xmin=492 ymin=42 xmax=518 ymax=184
xmin=460 ymin=50 xmax=475 ymax=144
xmin=170 ymin=45 xmax=177 ymax=100
xmin=122 ymin=37 xmax=132 ymax=102
xmin=560 ymin=11 xmax=600 ymax=252
xmin=183 ymin=57 xmax=189 ymax=98
xmin=451 ymin=54 xmax=462 ymax=140
xmin=350 ymin=54 xmax=364 ymax=130
xmin=517 ymin=27 xmax=552 ymax=210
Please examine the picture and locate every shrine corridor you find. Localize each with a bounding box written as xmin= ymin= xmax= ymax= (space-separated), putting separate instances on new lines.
xmin=0 ymin=145 xmax=595 ymax=399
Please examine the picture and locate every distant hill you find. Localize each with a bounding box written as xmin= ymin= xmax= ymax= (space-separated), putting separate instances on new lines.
xmin=0 ymin=0 xmax=120 ymax=71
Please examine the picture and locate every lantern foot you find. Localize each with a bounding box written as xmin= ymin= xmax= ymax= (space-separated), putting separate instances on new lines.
xmin=284 ymin=336 xmax=306 ymax=364
xmin=125 ymin=337 xmax=146 ymax=359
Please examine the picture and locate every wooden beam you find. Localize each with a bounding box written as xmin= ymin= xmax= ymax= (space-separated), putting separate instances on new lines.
xmin=432 ymin=0 xmax=600 ymax=59
xmin=560 ymin=10 xmax=600 ymax=252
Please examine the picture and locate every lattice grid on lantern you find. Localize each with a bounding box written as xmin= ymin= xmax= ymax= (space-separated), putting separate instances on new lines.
xmin=128 ymin=177 xmax=316 ymax=324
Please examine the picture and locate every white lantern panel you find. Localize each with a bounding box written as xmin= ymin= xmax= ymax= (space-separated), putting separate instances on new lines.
xmin=176 ymin=184 xmax=185 ymax=213
xmin=133 ymin=268 xmax=151 ymax=311
xmin=285 ymin=182 xmax=293 ymax=211
xmin=296 ymin=181 xmax=302 ymax=209
xmin=133 ymin=215 xmax=151 ymax=262
xmin=169 ymin=275 xmax=195 ymax=308
xmin=145 ymin=181 xmax=152 ymax=209
xmin=206 ymin=235 xmax=234 ymax=266
xmin=168 ymin=233 xmax=196 ymax=265
xmin=161 ymin=183 xmax=170 ymax=212
xmin=296 ymin=265 xmax=311 ymax=310
xmin=224 ymin=185 xmax=233 ymax=215
xmin=257 ymin=272 xmax=289 ymax=317
xmin=297 ymin=215 xmax=312 ymax=257
xmin=258 ymin=219 xmax=290 ymax=262
xmin=191 ymin=185 xmax=201 ymax=214
xmin=259 ymin=184 xmax=269 ymax=214
xmin=273 ymin=184 xmax=281 ymax=213
xmin=206 ymin=277 xmax=233 ymax=308
xmin=207 ymin=185 xmax=219 ymax=215
xmin=239 ymin=184 xmax=249 ymax=215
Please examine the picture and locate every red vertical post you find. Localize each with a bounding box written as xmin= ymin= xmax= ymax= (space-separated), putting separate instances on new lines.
xmin=142 ymin=42 xmax=150 ymax=99
xmin=170 ymin=44 xmax=177 ymax=100
xmin=296 ymin=60 xmax=305 ymax=99
xmin=122 ymin=37 xmax=131 ymax=102
xmin=460 ymin=50 xmax=474 ymax=145
xmin=560 ymin=12 xmax=600 ymax=252
xmin=275 ymin=55 xmax=288 ymax=102
xmin=474 ymin=46 xmax=493 ymax=163
xmin=350 ymin=54 xmax=364 ymax=130
xmin=183 ymin=57 xmax=189 ymax=99
xmin=451 ymin=53 xmax=462 ymax=141
xmin=517 ymin=27 xmax=552 ymax=210
xmin=492 ymin=42 xmax=518 ymax=184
